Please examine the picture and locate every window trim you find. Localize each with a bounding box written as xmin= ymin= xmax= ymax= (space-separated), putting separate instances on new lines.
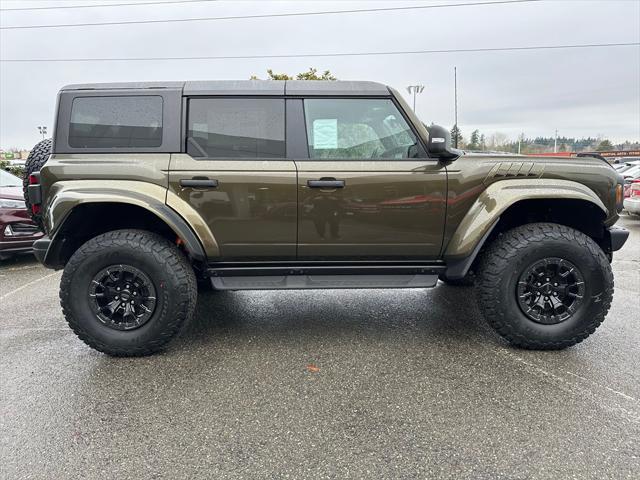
xmin=183 ymin=95 xmax=288 ymax=161
xmin=54 ymin=89 xmax=182 ymax=154
xmin=297 ymin=95 xmax=432 ymax=161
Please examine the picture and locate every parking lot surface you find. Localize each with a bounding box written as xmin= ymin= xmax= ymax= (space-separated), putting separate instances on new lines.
xmin=1 ymin=215 xmax=639 ymax=479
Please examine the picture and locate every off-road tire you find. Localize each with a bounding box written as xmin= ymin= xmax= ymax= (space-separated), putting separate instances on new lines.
xmin=60 ymin=229 xmax=197 ymax=356
xmin=476 ymin=223 xmax=613 ymax=350
xmin=22 ymin=138 xmax=52 ymax=231
xmin=439 ymin=272 xmax=475 ymax=287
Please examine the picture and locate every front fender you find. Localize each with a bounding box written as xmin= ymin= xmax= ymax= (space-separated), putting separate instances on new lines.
xmin=443 ymin=178 xmax=608 ymax=260
xmin=45 ymin=180 xmax=219 ymax=260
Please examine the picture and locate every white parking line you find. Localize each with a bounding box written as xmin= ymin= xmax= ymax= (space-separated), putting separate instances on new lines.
xmin=0 ymin=271 xmax=60 ymax=301
xmin=0 ymin=264 xmax=42 ymax=272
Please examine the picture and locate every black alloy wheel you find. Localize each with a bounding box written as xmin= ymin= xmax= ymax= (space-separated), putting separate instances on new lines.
xmin=89 ymin=264 xmax=157 ymax=331
xmin=516 ymin=257 xmax=585 ymax=325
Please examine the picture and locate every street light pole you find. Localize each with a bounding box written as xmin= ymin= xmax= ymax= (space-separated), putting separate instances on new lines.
xmin=406 ymin=84 xmax=425 ymax=113
xmin=554 ymin=129 xmax=558 ymax=153
xmin=454 ymin=67 xmax=459 ymax=148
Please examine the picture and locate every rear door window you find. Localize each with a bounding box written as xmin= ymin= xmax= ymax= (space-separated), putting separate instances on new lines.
xmin=69 ymin=96 xmax=163 ymax=148
xmin=186 ymin=98 xmax=286 ymax=159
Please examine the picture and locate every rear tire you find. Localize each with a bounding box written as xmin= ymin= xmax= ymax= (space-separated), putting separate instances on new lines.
xmin=22 ymin=138 xmax=52 ymax=231
xmin=476 ymin=223 xmax=613 ymax=350
xmin=60 ymin=229 xmax=197 ymax=356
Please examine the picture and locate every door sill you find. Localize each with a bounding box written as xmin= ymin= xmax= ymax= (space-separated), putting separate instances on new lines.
xmin=210 ymin=274 xmax=438 ymax=290
xmin=205 ymin=261 xmax=444 ymax=290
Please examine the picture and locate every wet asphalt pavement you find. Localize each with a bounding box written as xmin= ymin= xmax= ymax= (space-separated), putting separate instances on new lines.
xmin=1 ymin=215 xmax=639 ymax=480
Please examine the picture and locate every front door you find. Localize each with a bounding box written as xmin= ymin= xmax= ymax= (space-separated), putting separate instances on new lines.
xmin=295 ymin=98 xmax=447 ymax=259
xmin=168 ymin=97 xmax=297 ymax=260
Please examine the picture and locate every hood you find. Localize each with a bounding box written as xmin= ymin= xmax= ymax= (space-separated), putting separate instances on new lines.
xmin=0 ymin=185 xmax=24 ymax=201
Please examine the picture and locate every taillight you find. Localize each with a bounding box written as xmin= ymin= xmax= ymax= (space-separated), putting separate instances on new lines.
xmin=27 ymin=172 xmax=42 ymax=212
xmin=631 ymin=181 xmax=640 ymax=198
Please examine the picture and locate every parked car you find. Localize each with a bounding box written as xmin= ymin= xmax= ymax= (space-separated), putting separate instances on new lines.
xmin=623 ymin=180 xmax=640 ymax=216
xmin=614 ymin=159 xmax=640 ymax=173
xmin=25 ymin=80 xmax=628 ymax=356
xmin=0 ymin=169 xmax=43 ymax=260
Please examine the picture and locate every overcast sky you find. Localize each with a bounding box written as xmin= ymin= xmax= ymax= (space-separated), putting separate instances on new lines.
xmin=1 ymin=0 xmax=639 ymax=148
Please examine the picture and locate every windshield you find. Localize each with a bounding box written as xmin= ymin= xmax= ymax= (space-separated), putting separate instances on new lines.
xmin=0 ymin=169 xmax=21 ymax=187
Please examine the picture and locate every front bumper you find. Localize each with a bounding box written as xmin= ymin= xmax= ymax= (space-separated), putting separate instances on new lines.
xmin=0 ymin=209 xmax=43 ymax=257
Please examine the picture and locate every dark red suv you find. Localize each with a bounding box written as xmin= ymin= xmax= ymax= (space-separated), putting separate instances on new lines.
xmin=0 ymin=169 xmax=43 ymax=260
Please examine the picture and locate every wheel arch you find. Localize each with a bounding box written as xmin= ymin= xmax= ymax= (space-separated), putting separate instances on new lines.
xmin=42 ymin=194 xmax=213 ymax=268
xmin=443 ymin=179 xmax=609 ymax=279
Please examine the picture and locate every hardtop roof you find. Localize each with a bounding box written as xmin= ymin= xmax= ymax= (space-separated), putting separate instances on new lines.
xmin=61 ymin=80 xmax=390 ymax=96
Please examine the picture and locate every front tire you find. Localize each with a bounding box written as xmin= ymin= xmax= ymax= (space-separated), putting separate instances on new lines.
xmin=60 ymin=230 xmax=197 ymax=356
xmin=476 ymin=223 xmax=613 ymax=350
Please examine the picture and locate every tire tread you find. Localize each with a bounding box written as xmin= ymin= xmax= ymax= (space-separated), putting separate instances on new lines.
xmin=60 ymin=229 xmax=196 ymax=356
xmin=476 ymin=222 xmax=613 ymax=350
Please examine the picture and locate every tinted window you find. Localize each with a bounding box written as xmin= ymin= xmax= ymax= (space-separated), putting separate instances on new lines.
xmin=187 ymin=98 xmax=285 ymax=158
xmin=69 ymin=96 xmax=163 ymax=148
xmin=304 ymin=99 xmax=423 ymax=160
xmin=69 ymin=96 xmax=162 ymax=148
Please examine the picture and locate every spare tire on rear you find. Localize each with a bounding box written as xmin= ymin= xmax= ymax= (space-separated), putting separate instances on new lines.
xmin=22 ymin=138 xmax=52 ymax=232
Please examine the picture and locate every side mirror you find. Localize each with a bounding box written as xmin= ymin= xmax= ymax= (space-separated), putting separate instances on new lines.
xmin=426 ymin=124 xmax=461 ymax=160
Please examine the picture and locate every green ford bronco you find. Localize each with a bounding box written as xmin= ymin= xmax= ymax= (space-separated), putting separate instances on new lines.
xmin=25 ymin=80 xmax=629 ymax=356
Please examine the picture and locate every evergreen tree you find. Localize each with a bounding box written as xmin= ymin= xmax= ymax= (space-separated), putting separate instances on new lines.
xmin=450 ymin=125 xmax=463 ymax=148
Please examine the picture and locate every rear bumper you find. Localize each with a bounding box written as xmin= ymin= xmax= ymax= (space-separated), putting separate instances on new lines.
xmin=32 ymin=236 xmax=51 ymax=265
xmin=608 ymin=226 xmax=629 ymax=251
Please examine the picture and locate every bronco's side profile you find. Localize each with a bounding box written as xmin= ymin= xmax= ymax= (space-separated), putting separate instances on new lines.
xmin=26 ymin=80 xmax=628 ymax=356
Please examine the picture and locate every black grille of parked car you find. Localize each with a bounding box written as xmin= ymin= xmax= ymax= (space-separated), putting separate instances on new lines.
xmin=10 ymin=222 xmax=40 ymax=234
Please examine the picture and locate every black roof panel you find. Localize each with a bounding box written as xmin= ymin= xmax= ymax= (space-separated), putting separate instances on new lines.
xmin=184 ymin=80 xmax=285 ymax=96
xmin=61 ymin=81 xmax=185 ymax=91
xmin=61 ymin=80 xmax=390 ymax=96
xmin=285 ymin=80 xmax=389 ymax=96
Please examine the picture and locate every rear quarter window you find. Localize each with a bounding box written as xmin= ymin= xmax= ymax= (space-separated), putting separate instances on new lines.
xmin=69 ymin=96 xmax=163 ymax=148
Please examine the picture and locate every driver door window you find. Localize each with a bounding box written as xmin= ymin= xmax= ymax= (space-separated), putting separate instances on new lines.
xmin=303 ymin=98 xmax=425 ymax=160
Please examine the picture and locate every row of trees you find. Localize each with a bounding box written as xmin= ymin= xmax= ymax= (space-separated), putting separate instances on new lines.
xmin=250 ymin=68 xmax=337 ymax=81
xmin=449 ymin=126 xmax=636 ymax=153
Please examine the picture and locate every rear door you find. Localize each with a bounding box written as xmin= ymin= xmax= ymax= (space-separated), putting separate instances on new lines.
xmin=168 ymin=97 xmax=297 ymax=260
xmin=294 ymin=97 xmax=447 ymax=260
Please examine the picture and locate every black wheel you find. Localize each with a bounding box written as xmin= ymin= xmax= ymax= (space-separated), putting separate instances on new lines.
xmin=439 ymin=272 xmax=475 ymax=287
xmin=60 ymin=229 xmax=197 ymax=356
xmin=22 ymin=138 xmax=52 ymax=231
xmin=476 ymin=223 xmax=613 ymax=350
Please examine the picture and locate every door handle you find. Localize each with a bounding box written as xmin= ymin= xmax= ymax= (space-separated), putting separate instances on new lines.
xmin=180 ymin=178 xmax=218 ymax=188
xmin=307 ymin=179 xmax=345 ymax=189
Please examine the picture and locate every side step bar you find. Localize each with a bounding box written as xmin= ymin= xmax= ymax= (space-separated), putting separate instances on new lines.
xmin=206 ymin=263 xmax=445 ymax=291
